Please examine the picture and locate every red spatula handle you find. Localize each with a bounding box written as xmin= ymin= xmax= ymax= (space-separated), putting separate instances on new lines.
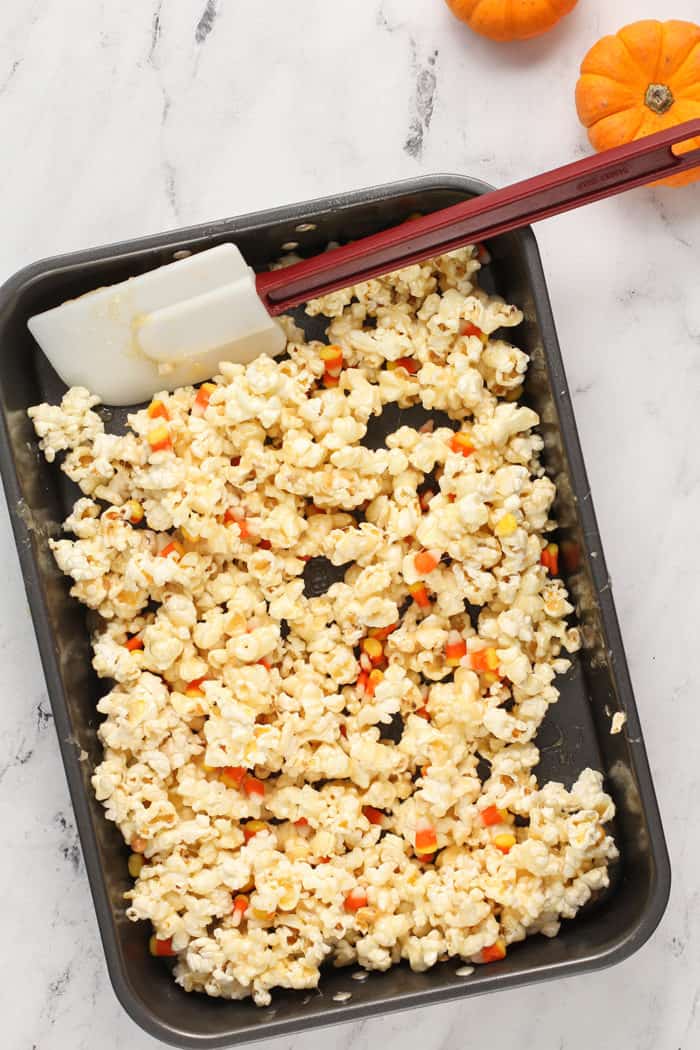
xmin=257 ymin=119 xmax=700 ymax=315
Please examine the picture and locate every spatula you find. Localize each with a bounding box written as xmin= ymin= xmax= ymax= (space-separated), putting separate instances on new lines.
xmin=28 ymin=120 xmax=700 ymax=406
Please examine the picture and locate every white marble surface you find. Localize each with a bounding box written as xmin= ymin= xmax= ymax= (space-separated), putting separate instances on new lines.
xmin=1 ymin=1 xmax=699 ymax=1046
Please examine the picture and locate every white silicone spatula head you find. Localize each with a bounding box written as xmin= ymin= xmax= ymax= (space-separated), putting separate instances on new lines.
xmin=27 ymin=244 xmax=285 ymax=405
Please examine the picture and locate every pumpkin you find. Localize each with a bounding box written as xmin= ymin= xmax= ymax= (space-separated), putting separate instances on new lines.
xmin=444 ymin=0 xmax=578 ymax=42
xmin=576 ymin=20 xmax=700 ymax=188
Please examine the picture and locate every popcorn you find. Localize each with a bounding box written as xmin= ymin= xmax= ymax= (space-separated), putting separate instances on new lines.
xmin=28 ymin=386 xmax=103 ymax=462
xmin=29 ymin=246 xmax=616 ymax=1006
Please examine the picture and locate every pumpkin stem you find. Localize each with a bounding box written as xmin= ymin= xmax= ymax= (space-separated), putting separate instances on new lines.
xmin=644 ymin=83 xmax=674 ymax=115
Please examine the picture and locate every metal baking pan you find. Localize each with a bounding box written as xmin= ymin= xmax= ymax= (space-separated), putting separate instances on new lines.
xmin=0 ymin=176 xmax=670 ymax=1047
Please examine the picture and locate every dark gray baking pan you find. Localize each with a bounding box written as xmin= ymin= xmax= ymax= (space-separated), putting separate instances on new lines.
xmin=0 ymin=176 xmax=670 ymax=1047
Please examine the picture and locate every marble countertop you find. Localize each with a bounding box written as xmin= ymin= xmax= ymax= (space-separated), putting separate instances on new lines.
xmin=1 ymin=1 xmax=699 ymax=1047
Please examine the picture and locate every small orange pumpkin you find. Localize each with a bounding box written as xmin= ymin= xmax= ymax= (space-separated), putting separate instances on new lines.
xmin=576 ymin=20 xmax=700 ymax=187
xmin=444 ymin=0 xmax=578 ymax=42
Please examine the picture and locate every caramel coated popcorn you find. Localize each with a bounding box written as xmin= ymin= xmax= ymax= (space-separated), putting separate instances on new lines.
xmin=29 ymin=247 xmax=616 ymax=1005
